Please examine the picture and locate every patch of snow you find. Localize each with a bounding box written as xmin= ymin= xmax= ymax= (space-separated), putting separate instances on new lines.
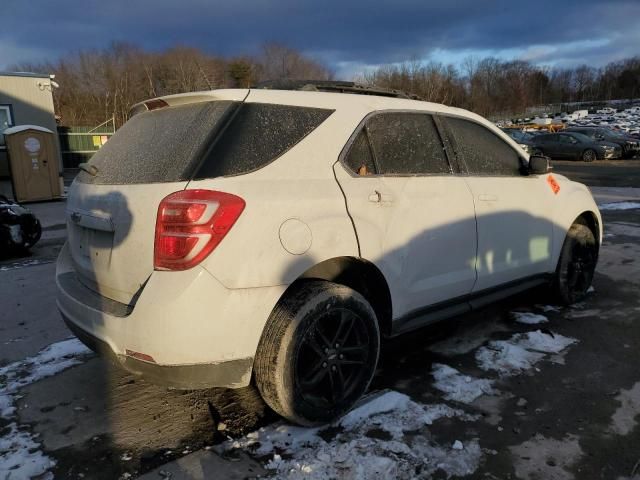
xmin=517 ymin=330 xmax=577 ymax=354
xmin=609 ymin=381 xmax=640 ymax=436
xmin=431 ymin=364 xmax=495 ymax=404
xmin=0 ymin=393 xmax=15 ymax=418
xmin=227 ymin=390 xmax=481 ymax=479
xmin=511 ymin=311 xmax=548 ymax=325
xmin=0 ymin=423 xmax=56 ymax=479
xmin=535 ymin=304 xmax=561 ymax=313
xmin=476 ymin=330 xmax=576 ymax=376
xmin=587 ymin=285 xmax=595 ymax=293
xmin=476 ymin=341 xmax=544 ymax=376
xmin=340 ymin=390 xmax=411 ymax=428
xmin=0 ymin=259 xmax=53 ymax=271
xmin=0 ymin=338 xmax=92 ymax=400
xmin=599 ymin=201 xmax=640 ymax=211
xmin=512 ymin=330 xmax=577 ymax=353
xmin=0 ymin=339 xmax=93 ymax=479
xmin=510 ymin=433 xmax=583 ymax=480
xmin=452 ymin=440 xmax=464 ymax=450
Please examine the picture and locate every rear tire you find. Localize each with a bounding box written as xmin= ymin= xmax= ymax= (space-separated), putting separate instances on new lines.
xmin=582 ymin=149 xmax=596 ymax=162
xmin=254 ymin=280 xmax=380 ymax=426
xmin=552 ymin=222 xmax=598 ymax=305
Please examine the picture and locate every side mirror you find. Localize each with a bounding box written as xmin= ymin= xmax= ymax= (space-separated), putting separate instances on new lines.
xmin=528 ymin=155 xmax=551 ymax=174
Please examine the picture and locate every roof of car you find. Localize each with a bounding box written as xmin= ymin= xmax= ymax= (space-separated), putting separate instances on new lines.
xmin=129 ymin=88 xmax=528 ymax=158
xmin=132 ymin=89 xmax=481 ymax=118
xmin=131 ymin=88 xmax=481 ymax=122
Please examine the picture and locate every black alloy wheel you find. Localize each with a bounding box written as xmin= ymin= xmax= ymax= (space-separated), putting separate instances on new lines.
xmin=554 ymin=222 xmax=598 ymax=305
xmin=295 ymin=307 xmax=372 ymax=410
xmin=582 ymin=149 xmax=597 ymax=162
xmin=254 ymin=281 xmax=380 ymax=426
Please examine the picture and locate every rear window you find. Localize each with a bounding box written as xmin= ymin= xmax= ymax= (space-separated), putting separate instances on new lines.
xmin=78 ymin=101 xmax=333 ymax=185
xmin=78 ymin=101 xmax=236 ymax=185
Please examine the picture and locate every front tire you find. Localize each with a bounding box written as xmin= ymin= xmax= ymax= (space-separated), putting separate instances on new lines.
xmin=552 ymin=222 xmax=598 ymax=305
xmin=582 ymin=149 xmax=597 ymax=162
xmin=254 ymin=281 xmax=380 ymax=426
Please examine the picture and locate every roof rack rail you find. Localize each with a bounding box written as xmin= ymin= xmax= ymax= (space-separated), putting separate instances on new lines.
xmin=252 ymin=80 xmax=421 ymax=100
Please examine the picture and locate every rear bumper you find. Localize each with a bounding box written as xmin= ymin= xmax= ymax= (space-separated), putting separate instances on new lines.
xmin=56 ymin=242 xmax=286 ymax=389
xmin=62 ymin=312 xmax=253 ymax=389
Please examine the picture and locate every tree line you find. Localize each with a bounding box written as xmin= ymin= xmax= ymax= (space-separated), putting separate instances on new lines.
xmin=362 ymin=56 xmax=640 ymax=118
xmin=13 ymin=43 xmax=331 ymax=128
xmin=13 ymin=43 xmax=640 ymax=127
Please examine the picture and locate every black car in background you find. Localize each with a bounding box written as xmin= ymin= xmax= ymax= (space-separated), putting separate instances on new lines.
xmin=531 ymin=132 xmax=621 ymax=161
xmin=565 ymin=127 xmax=640 ymax=159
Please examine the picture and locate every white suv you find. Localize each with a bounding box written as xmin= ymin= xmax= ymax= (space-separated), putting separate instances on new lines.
xmin=57 ymin=87 xmax=601 ymax=425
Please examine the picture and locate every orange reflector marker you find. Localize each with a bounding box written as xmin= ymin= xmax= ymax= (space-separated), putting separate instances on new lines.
xmin=547 ymin=174 xmax=560 ymax=195
xmin=125 ymin=349 xmax=156 ymax=363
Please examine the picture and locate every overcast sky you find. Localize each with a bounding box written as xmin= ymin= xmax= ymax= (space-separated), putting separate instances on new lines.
xmin=2 ymin=0 xmax=639 ymax=78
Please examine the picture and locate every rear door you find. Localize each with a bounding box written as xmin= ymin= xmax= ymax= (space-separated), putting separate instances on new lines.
xmin=334 ymin=111 xmax=477 ymax=318
xmin=441 ymin=115 xmax=555 ymax=292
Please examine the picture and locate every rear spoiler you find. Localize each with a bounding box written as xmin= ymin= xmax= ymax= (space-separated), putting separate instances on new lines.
xmin=129 ymin=89 xmax=251 ymax=117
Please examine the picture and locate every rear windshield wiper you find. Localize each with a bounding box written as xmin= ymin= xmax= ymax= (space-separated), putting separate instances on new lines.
xmin=78 ymin=163 xmax=99 ymax=176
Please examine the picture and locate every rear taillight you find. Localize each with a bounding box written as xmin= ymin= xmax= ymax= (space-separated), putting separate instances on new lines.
xmin=154 ymin=189 xmax=245 ymax=271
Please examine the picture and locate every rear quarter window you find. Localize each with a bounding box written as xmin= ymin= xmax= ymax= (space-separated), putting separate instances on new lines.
xmin=194 ymin=103 xmax=334 ymax=179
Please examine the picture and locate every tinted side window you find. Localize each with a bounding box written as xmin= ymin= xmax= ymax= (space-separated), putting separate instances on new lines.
xmin=195 ymin=103 xmax=333 ymax=179
xmin=344 ymin=129 xmax=376 ymax=175
xmin=446 ymin=117 xmax=522 ymax=176
xmin=576 ymin=129 xmax=594 ymax=138
xmin=365 ymin=113 xmax=449 ymax=175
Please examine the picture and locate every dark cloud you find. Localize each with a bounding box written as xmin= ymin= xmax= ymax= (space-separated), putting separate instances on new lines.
xmin=2 ymin=0 xmax=639 ymax=73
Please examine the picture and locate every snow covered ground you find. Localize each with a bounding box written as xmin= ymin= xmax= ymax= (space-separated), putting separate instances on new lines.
xmin=224 ymin=311 xmax=579 ymax=479
xmin=224 ymin=390 xmax=482 ymax=479
xmin=599 ymin=201 xmax=640 ymax=211
xmin=0 ymin=338 xmax=92 ymax=479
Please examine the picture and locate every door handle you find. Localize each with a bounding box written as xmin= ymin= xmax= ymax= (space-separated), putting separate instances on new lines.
xmin=478 ymin=194 xmax=498 ymax=202
xmin=368 ymin=190 xmax=393 ymax=203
